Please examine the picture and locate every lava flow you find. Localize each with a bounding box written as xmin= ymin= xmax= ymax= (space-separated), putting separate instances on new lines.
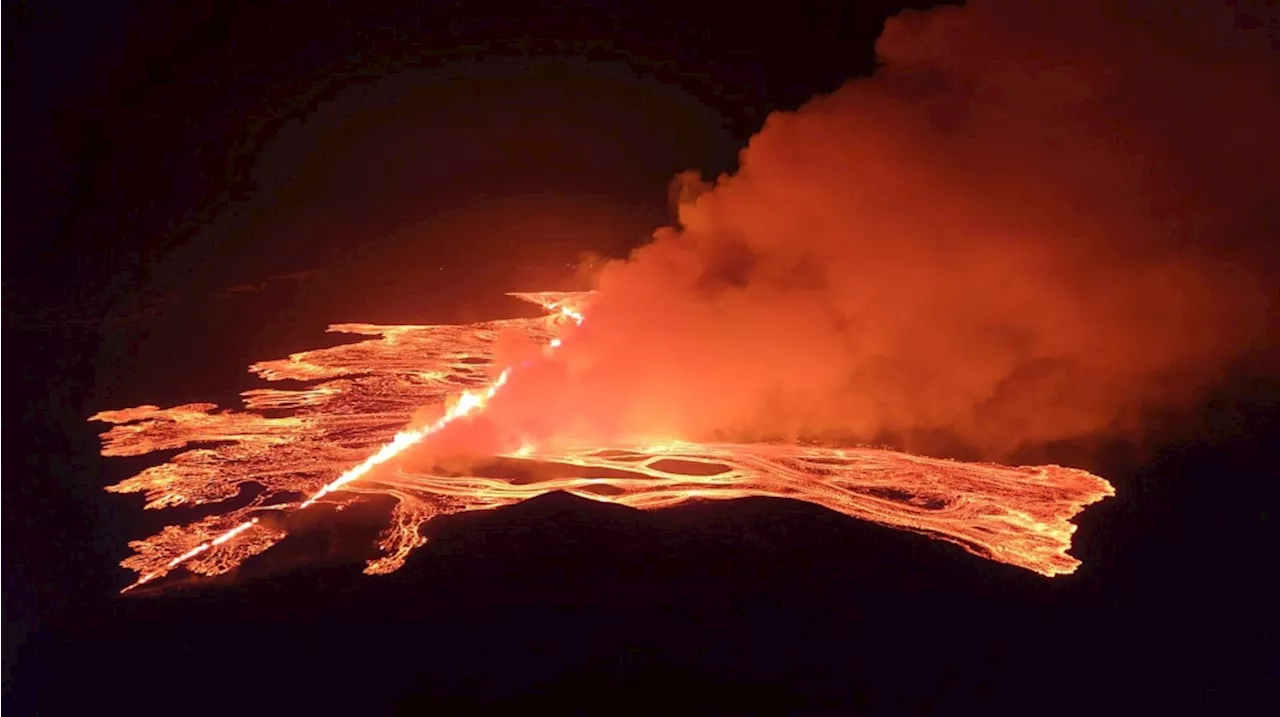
xmin=92 ymin=291 xmax=1114 ymax=592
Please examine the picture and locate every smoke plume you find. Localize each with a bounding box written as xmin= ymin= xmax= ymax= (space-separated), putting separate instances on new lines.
xmin=478 ymin=0 xmax=1279 ymax=460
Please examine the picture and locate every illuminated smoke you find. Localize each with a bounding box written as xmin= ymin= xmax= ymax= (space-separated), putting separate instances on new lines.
xmin=483 ymin=0 xmax=1279 ymax=459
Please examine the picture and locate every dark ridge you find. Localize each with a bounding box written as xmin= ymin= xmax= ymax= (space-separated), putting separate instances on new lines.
xmin=647 ymin=458 xmax=734 ymax=476
xmin=793 ymin=456 xmax=857 ymax=466
xmin=587 ymin=449 xmax=651 ymax=461
xmin=471 ymin=457 xmax=653 ymax=483
xmin=571 ymin=483 xmax=628 ymax=497
xmin=854 ymin=486 xmax=917 ymax=503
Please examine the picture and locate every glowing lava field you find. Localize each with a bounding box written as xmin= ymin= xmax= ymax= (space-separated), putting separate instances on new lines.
xmin=92 ymin=292 xmax=1114 ymax=591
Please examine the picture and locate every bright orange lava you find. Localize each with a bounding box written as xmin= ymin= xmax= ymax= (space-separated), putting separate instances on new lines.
xmin=92 ymin=291 xmax=1114 ymax=592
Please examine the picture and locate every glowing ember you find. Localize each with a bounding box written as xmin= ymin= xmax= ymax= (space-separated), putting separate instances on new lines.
xmin=93 ymin=291 xmax=1113 ymax=592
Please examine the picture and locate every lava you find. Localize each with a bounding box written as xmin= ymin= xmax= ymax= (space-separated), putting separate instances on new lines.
xmin=92 ymin=291 xmax=1113 ymax=592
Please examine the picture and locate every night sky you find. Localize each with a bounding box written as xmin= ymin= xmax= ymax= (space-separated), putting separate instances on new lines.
xmin=4 ymin=1 xmax=1278 ymax=714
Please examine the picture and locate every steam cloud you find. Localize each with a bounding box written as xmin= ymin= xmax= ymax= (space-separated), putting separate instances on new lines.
xmin=471 ymin=0 xmax=1279 ymax=460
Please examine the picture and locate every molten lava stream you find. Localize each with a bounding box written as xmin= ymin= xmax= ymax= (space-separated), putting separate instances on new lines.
xmin=92 ymin=291 xmax=1113 ymax=591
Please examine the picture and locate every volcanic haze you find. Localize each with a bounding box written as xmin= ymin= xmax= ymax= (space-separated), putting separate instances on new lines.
xmin=478 ymin=0 xmax=1280 ymax=460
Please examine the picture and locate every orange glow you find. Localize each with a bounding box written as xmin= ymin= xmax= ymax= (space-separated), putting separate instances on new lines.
xmin=298 ymin=367 xmax=511 ymax=509
xmin=93 ymin=291 xmax=1112 ymax=592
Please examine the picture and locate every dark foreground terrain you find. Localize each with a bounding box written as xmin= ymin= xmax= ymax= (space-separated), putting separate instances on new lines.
xmin=11 ymin=411 xmax=1279 ymax=715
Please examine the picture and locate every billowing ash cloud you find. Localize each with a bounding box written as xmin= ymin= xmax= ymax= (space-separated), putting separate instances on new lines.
xmin=478 ymin=0 xmax=1279 ymax=459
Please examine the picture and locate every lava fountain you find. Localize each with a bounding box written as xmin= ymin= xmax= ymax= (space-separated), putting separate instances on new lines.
xmin=92 ymin=291 xmax=1114 ymax=592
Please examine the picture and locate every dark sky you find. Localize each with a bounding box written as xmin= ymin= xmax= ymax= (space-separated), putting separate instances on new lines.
xmin=4 ymin=0 xmax=934 ymax=323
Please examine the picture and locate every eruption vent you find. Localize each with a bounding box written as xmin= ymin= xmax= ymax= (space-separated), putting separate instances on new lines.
xmin=93 ymin=292 xmax=1113 ymax=592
